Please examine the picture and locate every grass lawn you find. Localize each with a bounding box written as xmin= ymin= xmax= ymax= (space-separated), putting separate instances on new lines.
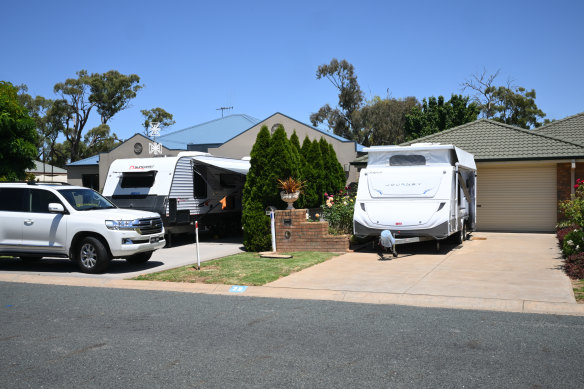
xmin=573 ymin=279 xmax=584 ymax=303
xmin=134 ymin=251 xmax=339 ymax=286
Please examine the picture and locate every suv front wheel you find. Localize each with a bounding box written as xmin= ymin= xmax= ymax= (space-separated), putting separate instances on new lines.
xmin=75 ymin=236 xmax=111 ymax=274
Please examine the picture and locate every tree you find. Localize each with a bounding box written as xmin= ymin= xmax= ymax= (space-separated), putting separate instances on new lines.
xmin=54 ymin=70 xmax=142 ymax=162
xmin=404 ymin=95 xmax=479 ymax=140
xmin=302 ymin=139 xmax=325 ymax=208
xmin=462 ymin=70 xmax=546 ymax=128
xmin=265 ymin=126 xmax=302 ymax=209
xmin=290 ymin=130 xmax=301 ymax=152
xmin=310 ymin=58 xmax=364 ymax=142
xmin=319 ymin=138 xmax=345 ymax=196
xmin=489 ymin=86 xmax=546 ymax=129
xmin=0 ymin=81 xmax=38 ymax=180
xmin=140 ymin=107 xmax=175 ymax=137
xmin=89 ymin=70 xmax=143 ymax=124
xmin=357 ymin=96 xmax=419 ymax=145
xmin=242 ymin=126 xmax=272 ymax=251
xmin=82 ymin=124 xmax=122 ymax=157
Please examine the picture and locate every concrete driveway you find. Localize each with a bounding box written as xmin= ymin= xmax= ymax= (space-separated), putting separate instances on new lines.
xmin=267 ymin=232 xmax=575 ymax=304
xmin=0 ymin=236 xmax=244 ymax=280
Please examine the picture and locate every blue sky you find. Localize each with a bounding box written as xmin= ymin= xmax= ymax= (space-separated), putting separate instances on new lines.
xmin=3 ymin=0 xmax=583 ymax=141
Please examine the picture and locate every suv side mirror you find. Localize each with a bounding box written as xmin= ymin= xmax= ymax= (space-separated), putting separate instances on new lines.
xmin=48 ymin=203 xmax=65 ymax=213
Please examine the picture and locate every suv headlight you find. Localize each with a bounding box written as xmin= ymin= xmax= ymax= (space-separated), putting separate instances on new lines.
xmin=105 ymin=220 xmax=136 ymax=230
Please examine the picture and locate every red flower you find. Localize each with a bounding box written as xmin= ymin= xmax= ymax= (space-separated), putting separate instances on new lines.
xmin=576 ymin=184 xmax=580 ymax=189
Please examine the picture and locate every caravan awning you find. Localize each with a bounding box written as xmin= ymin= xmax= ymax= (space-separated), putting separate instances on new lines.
xmin=191 ymin=156 xmax=250 ymax=175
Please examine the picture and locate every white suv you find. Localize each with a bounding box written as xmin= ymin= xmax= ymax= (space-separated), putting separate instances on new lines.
xmin=0 ymin=183 xmax=165 ymax=273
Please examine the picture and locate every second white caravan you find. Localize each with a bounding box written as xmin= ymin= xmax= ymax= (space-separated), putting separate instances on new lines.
xmin=353 ymin=144 xmax=476 ymax=255
xmin=102 ymin=152 xmax=250 ymax=240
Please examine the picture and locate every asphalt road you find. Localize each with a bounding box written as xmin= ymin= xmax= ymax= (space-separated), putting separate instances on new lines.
xmin=0 ymin=234 xmax=244 ymax=279
xmin=1 ymin=282 xmax=584 ymax=388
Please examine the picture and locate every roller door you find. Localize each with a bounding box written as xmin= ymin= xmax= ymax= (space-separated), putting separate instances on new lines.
xmin=476 ymin=164 xmax=556 ymax=232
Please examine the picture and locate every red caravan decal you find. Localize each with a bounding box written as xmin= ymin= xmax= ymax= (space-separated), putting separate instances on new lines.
xmin=129 ymin=165 xmax=154 ymax=170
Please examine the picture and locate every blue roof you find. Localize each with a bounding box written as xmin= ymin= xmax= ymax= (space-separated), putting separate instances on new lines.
xmin=67 ymin=155 xmax=99 ymax=166
xmin=157 ymin=114 xmax=259 ymax=149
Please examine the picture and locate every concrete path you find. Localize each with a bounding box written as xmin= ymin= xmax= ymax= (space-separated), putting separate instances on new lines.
xmin=268 ymin=232 xmax=575 ymax=303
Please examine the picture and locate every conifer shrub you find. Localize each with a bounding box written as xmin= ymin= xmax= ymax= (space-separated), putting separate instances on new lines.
xmin=242 ymin=126 xmax=272 ymax=251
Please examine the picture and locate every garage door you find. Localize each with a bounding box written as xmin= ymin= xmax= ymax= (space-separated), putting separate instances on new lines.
xmin=476 ymin=164 xmax=557 ymax=232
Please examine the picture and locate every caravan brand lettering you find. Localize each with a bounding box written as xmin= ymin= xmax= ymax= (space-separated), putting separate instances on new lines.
xmin=386 ymin=182 xmax=422 ymax=187
xmin=129 ymin=165 xmax=154 ymax=170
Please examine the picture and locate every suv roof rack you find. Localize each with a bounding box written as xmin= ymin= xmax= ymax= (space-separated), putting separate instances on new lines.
xmin=0 ymin=181 xmax=71 ymax=186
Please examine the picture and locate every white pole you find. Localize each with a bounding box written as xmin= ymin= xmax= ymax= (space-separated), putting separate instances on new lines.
xmin=195 ymin=220 xmax=201 ymax=270
xmin=270 ymin=210 xmax=276 ymax=253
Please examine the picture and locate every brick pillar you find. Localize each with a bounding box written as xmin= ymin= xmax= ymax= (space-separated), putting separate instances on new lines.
xmin=274 ymin=209 xmax=349 ymax=253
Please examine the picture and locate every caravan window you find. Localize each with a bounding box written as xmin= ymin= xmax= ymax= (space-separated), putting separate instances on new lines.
xmin=220 ymin=173 xmax=239 ymax=188
xmin=193 ymin=165 xmax=208 ymax=198
xmin=390 ymin=155 xmax=426 ymax=166
xmin=121 ymin=171 xmax=156 ymax=188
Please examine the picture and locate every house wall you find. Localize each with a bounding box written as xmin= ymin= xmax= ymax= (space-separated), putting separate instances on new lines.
xmin=67 ymin=165 xmax=99 ymax=187
xmin=208 ymin=113 xmax=360 ymax=184
xmin=34 ymin=173 xmax=68 ymax=183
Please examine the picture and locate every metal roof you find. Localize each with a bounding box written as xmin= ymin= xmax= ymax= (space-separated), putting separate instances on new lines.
xmin=66 ymin=155 xmax=99 ymax=166
xmin=27 ymin=161 xmax=67 ymax=173
xmin=156 ymin=114 xmax=260 ymax=149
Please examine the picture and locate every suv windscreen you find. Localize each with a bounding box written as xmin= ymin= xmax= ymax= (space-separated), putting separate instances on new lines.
xmin=58 ymin=188 xmax=116 ymax=211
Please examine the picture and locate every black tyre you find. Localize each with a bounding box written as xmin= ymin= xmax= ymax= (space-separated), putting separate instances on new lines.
xmin=126 ymin=251 xmax=153 ymax=264
xmin=75 ymin=236 xmax=111 ymax=274
xmin=19 ymin=256 xmax=43 ymax=261
xmin=456 ymin=227 xmax=464 ymax=245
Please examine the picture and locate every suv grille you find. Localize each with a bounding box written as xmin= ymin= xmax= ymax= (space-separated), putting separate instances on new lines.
xmin=135 ymin=218 xmax=163 ymax=235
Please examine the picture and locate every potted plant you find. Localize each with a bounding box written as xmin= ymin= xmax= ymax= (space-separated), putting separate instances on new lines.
xmin=277 ymin=177 xmax=304 ymax=209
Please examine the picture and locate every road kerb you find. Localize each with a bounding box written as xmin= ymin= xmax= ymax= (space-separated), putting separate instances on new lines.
xmin=1 ymin=273 xmax=583 ymax=316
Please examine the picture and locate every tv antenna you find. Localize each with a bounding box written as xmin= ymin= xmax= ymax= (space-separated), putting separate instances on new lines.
xmin=216 ymin=106 xmax=233 ymax=118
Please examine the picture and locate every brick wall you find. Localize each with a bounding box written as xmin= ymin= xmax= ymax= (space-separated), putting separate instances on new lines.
xmin=557 ymin=162 xmax=584 ymax=222
xmin=274 ymin=209 xmax=349 ymax=253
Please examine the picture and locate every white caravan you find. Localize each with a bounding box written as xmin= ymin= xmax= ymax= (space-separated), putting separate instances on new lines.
xmin=102 ymin=152 xmax=250 ymax=240
xmin=353 ymin=144 xmax=476 ymax=255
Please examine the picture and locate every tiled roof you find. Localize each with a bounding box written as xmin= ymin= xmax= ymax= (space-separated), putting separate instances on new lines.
xmin=67 ymin=155 xmax=99 ymax=166
xmin=156 ymin=114 xmax=260 ymax=149
xmin=534 ymin=112 xmax=584 ymax=146
xmin=400 ymin=119 xmax=584 ymax=161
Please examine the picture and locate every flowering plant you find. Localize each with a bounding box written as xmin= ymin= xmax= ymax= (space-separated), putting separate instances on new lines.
xmin=321 ymin=185 xmax=357 ymax=235
xmin=277 ymin=177 xmax=304 ymax=194
xmin=560 ymin=178 xmax=584 ymax=228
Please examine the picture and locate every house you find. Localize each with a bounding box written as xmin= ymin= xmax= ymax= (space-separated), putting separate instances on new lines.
xmin=26 ymin=161 xmax=67 ymax=183
xmin=208 ymin=112 xmax=363 ymax=183
xmin=352 ymin=114 xmax=584 ymax=232
xmin=67 ymin=113 xmax=362 ymax=191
